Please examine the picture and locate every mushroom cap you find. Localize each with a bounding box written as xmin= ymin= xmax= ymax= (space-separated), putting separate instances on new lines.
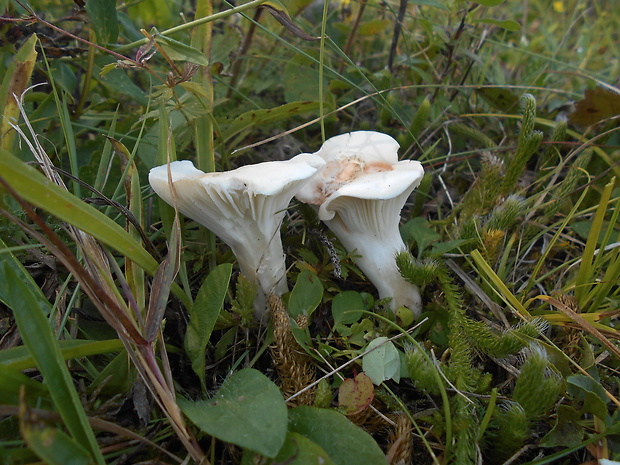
xmin=295 ymin=131 xmax=424 ymax=221
xmin=315 ymin=131 xmax=400 ymax=165
xmin=150 ymin=155 xmax=325 ymax=200
xmin=149 ymin=157 xmax=325 ymax=232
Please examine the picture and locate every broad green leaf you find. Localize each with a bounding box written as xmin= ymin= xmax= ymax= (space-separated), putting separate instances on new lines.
xmin=210 ymin=26 xmax=243 ymax=73
xmin=94 ymin=57 xmax=148 ymax=105
xmin=540 ymin=405 xmax=583 ymax=448
xmin=332 ymin=291 xmax=364 ymax=327
xmin=0 ymin=238 xmax=51 ymax=315
xmin=472 ymin=0 xmax=504 ymax=5
xmin=288 ymin=270 xmax=323 ymax=319
xmin=220 ymin=101 xmax=321 ymax=145
xmin=0 ymin=340 xmax=124 ymax=371
xmin=85 ymin=0 xmax=119 ymax=43
xmin=362 ymin=337 xmax=401 ymax=385
xmin=347 ymin=318 xmax=376 ymax=347
xmin=0 ymin=34 xmax=37 ymax=152
xmin=21 ymin=420 xmax=92 ymax=465
xmin=0 ymin=365 xmax=48 ymax=405
xmin=179 ymin=369 xmax=287 ymax=457
xmin=567 ymin=374 xmax=608 ymax=420
xmin=185 ymin=263 xmax=232 ymax=387
xmin=429 ymin=239 xmax=468 ymax=256
xmin=0 ymin=263 xmax=104 ymax=464
xmin=88 ymin=351 xmax=133 ymax=395
xmin=411 ymin=0 xmax=448 ymax=10
xmin=273 ymin=432 xmax=336 ymax=465
xmin=288 ymin=406 xmax=386 ymax=465
xmin=284 ymin=55 xmax=329 ymax=104
xmin=49 ymin=62 xmax=78 ymax=97
xmin=472 ymin=18 xmax=520 ymax=31
xmin=152 ymin=29 xmax=210 ymax=66
xmin=127 ymin=0 xmax=177 ymax=29
xmin=289 ymin=318 xmax=313 ymax=355
xmin=401 ymin=217 xmax=441 ymax=258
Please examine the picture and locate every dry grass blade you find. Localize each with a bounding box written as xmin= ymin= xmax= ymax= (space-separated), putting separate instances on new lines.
xmin=145 ymin=213 xmax=181 ymax=343
xmin=537 ymin=295 xmax=620 ymax=360
xmin=0 ymin=177 xmax=147 ymax=345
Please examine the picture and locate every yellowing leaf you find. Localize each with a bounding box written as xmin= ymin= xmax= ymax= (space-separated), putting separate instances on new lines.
xmin=338 ymin=372 xmax=374 ymax=415
xmin=358 ymin=20 xmax=391 ymax=36
xmin=0 ymin=34 xmax=37 ymax=152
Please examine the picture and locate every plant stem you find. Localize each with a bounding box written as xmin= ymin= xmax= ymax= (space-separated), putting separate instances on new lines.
xmin=226 ymin=8 xmax=263 ymax=99
xmin=192 ymin=0 xmax=216 ymax=173
xmin=388 ymin=0 xmax=408 ymax=72
xmin=75 ymin=29 xmax=96 ymax=118
xmin=339 ymin=0 xmax=367 ymax=74
xmin=192 ymin=0 xmax=218 ymax=270
xmin=318 ymin=0 xmax=329 ymax=142
xmin=115 ymin=0 xmax=268 ymax=52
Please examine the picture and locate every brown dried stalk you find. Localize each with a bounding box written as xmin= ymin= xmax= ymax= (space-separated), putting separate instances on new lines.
xmin=268 ymin=294 xmax=315 ymax=406
xmin=386 ymin=413 xmax=413 ymax=465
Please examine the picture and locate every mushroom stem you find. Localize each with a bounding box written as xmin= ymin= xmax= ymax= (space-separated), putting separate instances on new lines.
xmin=226 ymin=220 xmax=288 ymax=313
xmin=324 ymin=196 xmax=422 ymax=315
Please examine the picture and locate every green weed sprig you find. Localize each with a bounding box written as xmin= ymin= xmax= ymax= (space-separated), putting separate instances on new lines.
xmin=502 ymin=93 xmax=543 ymax=195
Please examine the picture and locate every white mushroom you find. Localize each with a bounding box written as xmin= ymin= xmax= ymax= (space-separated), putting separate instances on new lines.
xmin=295 ymin=131 xmax=425 ymax=317
xmin=149 ymin=155 xmax=325 ymax=319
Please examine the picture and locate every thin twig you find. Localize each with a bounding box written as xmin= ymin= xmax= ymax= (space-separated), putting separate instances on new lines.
xmin=286 ymin=320 xmax=427 ymax=403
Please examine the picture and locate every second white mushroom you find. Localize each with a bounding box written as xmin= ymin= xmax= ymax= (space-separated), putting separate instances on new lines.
xmin=295 ymin=131 xmax=425 ymax=317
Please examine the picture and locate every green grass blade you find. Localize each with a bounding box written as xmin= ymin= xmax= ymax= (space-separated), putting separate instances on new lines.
xmin=42 ymin=51 xmax=81 ymax=197
xmin=584 ymin=246 xmax=620 ymax=313
xmin=574 ymin=178 xmax=615 ymax=304
xmin=523 ymin=187 xmax=589 ymax=295
xmin=0 ymin=339 xmax=124 ymax=371
xmin=21 ymin=419 xmax=92 ymax=465
xmin=0 ymin=262 xmax=105 ymax=464
xmin=470 ymin=249 xmax=532 ymax=320
xmin=185 ymin=263 xmax=232 ymax=389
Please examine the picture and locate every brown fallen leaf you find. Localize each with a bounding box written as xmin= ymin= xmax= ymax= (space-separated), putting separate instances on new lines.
xmin=338 ymin=372 xmax=375 ymax=415
xmin=569 ymin=86 xmax=620 ymax=127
